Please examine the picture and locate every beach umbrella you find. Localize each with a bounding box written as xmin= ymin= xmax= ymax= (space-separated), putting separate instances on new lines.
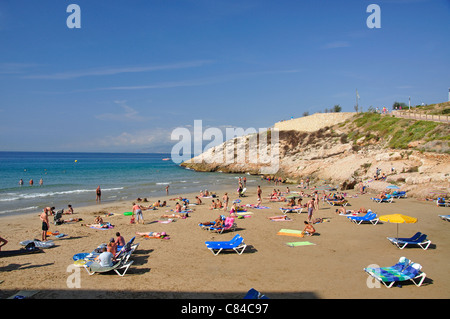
xmin=379 ymin=214 xmax=417 ymax=239
xmin=386 ymin=185 xmax=400 ymax=190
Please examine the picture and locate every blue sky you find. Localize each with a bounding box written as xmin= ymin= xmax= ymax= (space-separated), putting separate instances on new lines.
xmin=0 ymin=0 xmax=449 ymax=153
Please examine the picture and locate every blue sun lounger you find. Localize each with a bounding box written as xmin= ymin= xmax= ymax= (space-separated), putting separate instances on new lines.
xmin=392 ymin=191 xmax=407 ymax=198
xmin=364 ymin=256 xmax=411 ymax=274
xmin=347 ymin=211 xmax=379 ymax=225
xmin=371 ymin=195 xmax=393 ymax=203
xmin=205 ymin=234 xmax=247 ymax=256
xmin=243 ymin=288 xmax=269 ymax=299
xmin=364 ymin=258 xmax=426 ymax=288
xmin=387 ymin=232 xmax=431 ymax=250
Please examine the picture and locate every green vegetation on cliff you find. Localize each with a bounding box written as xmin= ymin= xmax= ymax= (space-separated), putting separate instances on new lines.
xmin=346 ymin=109 xmax=449 ymax=153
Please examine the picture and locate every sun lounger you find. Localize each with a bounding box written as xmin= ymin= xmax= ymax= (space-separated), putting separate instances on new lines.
xmin=243 ymin=288 xmax=269 ymax=299
xmin=437 ymin=198 xmax=449 ymax=207
xmin=439 ymin=215 xmax=450 ymax=222
xmin=371 ymin=195 xmax=393 ymax=203
xmin=279 ymin=207 xmax=303 ymax=214
xmin=326 ymin=199 xmax=348 ymax=206
xmin=392 ymin=191 xmax=407 ymax=198
xmin=205 ymin=234 xmax=247 ymax=256
xmin=83 ymin=244 xmax=136 ymax=276
xmin=347 ymin=211 xmax=379 ymax=225
xmin=364 ymin=259 xmax=426 ymax=288
xmin=387 ymin=233 xmax=431 ymax=250
xmin=83 ymin=258 xmax=134 ymax=277
xmin=208 ymin=217 xmax=236 ymax=234
xmin=364 ymin=256 xmax=411 ymax=274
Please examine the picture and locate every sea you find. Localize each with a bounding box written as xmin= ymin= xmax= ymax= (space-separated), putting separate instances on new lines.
xmin=0 ymin=152 xmax=257 ymax=217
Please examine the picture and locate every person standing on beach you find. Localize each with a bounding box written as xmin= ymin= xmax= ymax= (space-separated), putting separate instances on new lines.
xmin=96 ymin=186 xmax=101 ymax=203
xmin=40 ymin=209 xmax=49 ymax=241
xmin=307 ymin=199 xmax=315 ymax=223
xmin=222 ymin=193 xmax=229 ymax=211
xmin=166 ymin=185 xmax=169 ymax=195
xmin=133 ymin=202 xmax=144 ymax=224
xmin=257 ymin=186 xmax=262 ymax=201
xmin=314 ymin=191 xmax=319 ymax=210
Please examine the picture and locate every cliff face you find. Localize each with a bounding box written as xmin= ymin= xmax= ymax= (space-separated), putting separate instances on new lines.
xmin=181 ymin=113 xmax=450 ymax=199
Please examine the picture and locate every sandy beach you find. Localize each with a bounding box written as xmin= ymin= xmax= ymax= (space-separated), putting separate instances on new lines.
xmin=1 ymin=181 xmax=449 ymax=300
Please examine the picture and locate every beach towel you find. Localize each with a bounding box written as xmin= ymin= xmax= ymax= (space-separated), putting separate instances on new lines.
xmin=89 ymin=224 xmax=114 ymax=230
xmin=236 ymin=211 xmax=253 ymax=216
xmin=246 ymin=204 xmax=270 ymax=209
xmin=158 ymin=219 xmax=174 ymax=224
xmin=286 ymin=241 xmax=316 ymax=247
xmin=269 ymin=216 xmax=292 ymax=221
xmin=277 ymin=229 xmax=304 ymax=237
xmin=143 ymin=235 xmax=170 ymax=240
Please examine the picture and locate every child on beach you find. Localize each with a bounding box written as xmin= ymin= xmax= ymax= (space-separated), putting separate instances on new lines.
xmin=302 ymin=221 xmax=316 ymax=236
xmin=115 ymin=232 xmax=126 ymax=247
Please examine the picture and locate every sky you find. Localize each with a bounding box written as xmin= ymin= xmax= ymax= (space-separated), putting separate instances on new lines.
xmin=0 ymin=0 xmax=449 ymax=153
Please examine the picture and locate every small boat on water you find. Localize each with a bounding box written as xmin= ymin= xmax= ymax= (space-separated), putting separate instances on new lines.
xmin=162 ymin=158 xmax=170 ymax=161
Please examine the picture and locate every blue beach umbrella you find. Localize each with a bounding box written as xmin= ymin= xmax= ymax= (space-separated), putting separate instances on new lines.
xmin=386 ymin=185 xmax=400 ymax=190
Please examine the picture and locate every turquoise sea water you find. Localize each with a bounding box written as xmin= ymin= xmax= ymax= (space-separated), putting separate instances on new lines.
xmin=0 ymin=152 xmax=255 ymax=216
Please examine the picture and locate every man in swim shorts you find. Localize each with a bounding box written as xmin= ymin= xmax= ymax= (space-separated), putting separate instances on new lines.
xmin=40 ymin=209 xmax=49 ymax=241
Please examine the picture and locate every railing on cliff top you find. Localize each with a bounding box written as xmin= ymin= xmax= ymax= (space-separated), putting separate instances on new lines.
xmin=391 ymin=110 xmax=450 ymax=124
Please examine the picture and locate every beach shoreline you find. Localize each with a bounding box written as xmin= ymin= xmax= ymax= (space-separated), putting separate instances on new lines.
xmin=1 ymin=181 xmax=449 ymax=299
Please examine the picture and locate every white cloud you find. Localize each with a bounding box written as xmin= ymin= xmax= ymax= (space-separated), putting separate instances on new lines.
xmin=22 ymin=60 xmax=213 ymax=80
xmin=95 ymin=101 xmax=154 ymax=122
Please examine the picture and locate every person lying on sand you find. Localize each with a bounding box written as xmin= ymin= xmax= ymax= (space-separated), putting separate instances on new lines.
xmin=161 ymin=212 xmax=189 ymax=219
xmin=335 ymin=207 xmax=368 ymax=215
xmin=268 ymin=215 xmax=291 ymax=221
xmin=61 ymin=217 xmax=83 ymax=223
xmin=136 ymin=231 xmax=169 ymax=239
xmin=82 ymin=223 xmax=111 ymax=228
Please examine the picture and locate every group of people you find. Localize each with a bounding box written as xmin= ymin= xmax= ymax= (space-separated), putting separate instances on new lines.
xmin=94 ymin=232 xmax=126 ymax=267
xmin=39 ymin=204 xmax=76 ymax=241
xmin=260 ymin=175 xmax=285 ymax=185
xmin=19 ymin=178 xmax=44 ymax=186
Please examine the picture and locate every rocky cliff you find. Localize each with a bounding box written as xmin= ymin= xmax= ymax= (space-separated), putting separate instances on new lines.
xmin=181 ymin=112 xmax=450 ymax=199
